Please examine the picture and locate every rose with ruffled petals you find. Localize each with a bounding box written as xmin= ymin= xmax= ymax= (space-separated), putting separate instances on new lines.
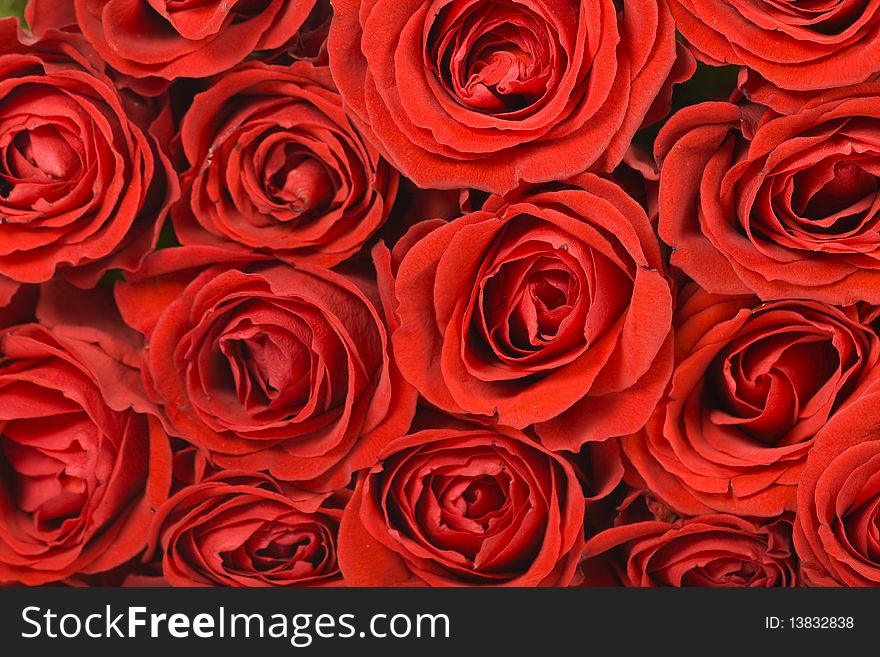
xmin=657 ymin=87 xmax=880 ymax=305
xmin=668 ymin=0 xmax=880 ymax=91
xmin=624 ymin=284 xmax=880 ymax=517
xmin=0 ymin=19 xmax=177 ymax=287
xmin=173 ymin=62 xmax=398 ymax=267
xmin=148 ymin=472 xmax=345 ymax=587
xmin=338 ymin=421 xmax=585 ymax=586
xmin=581 ymin=512 xmax=798 ymax=587
xmin=794 ymin=385 xmax=880 ymax=586
xmin=115 ymin=246 xmax=416 ymax=491
xmin=387 ymin=174 xmax=673 ymax=451
xmin=27 ymin=0 xmax=317 ymax=81
xmin=329 ymin=0 xmax=679 ymax=193
xmin=0 ymin=282 xmax=171 ymax=585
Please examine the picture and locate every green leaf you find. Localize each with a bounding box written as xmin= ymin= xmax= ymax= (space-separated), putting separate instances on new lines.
xmin=0 ymin=0 xmax=26 ymax=22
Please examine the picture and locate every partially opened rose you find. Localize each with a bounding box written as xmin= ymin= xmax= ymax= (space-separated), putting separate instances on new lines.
xmin=329 ymin=0 xmax=679 ymax=192
xmin=0 ymin=19 xmax=177 ymax=287
xmin=148 ymin=472 xmax=345 ymax=587
xmin=794 ymin=385 xmax=880 ymax=586
xmin=115 ymin=246 xmax=416 ymax=491
xmin=668 ymin=0 xmax=880 ymax=91
xmin=174 ymin=62 xmax=398 ymax=267
xmin=27 ymin=0 xmax=318 ymax=81
xmin=580 ymin=513 xmax=798 ymax=587
xmin=338 ymin=422 xmax=585 ymax=586
xmin=0 ymin=283 xmax=171 ymax=585
xmin=623 ymin=284 xmax=880 ymax=517
xmin=657 ymin=87 xmax=880 ymax=305
xmin=387 ymin=174 xmax=673 ymax=451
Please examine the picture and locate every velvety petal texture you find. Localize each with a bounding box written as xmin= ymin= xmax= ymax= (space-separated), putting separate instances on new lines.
xmin=389 ymin=174 xmax=673 ymax=450
xmin=148 ymin=472 xmax=345 ymax=586
xmin=581 ymin=510 xmax=798 ymax=587
xmin=657 ymin=86 xmax=880 ymax=305
xmin=794 ymin=383 xmax=880 ymax=586
xmin=0 ymin=282 xmax=172 ymax=585
xmin=623 ymin=284 xmax=880 ymax=517
xmin=668 ymin=0 xmax=880 ymax=90
xmin=28 ymin=0 xmax=319 ymax=80
xmin=0 ymin=19 xmax=178 ymax=287
xmin=115 ymin=246 xmax=417 ymax=491
xmin=328 ymin=0 xmax=679 ymax=192
xmin=174 ymin=61 xmax=398 ymax=267
xmin=338 ymin=420 xmax=585 ymax=586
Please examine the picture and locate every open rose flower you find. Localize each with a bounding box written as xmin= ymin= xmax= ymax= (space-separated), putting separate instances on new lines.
xmin=115 ymin=246 xmax=416 ymax=491
xmin=386 ymin=174 xmax=673 ymax=451
xmin=0 ymin=282 xmax=171 ymax=585
xmin=624 ymin=285 xmax=880 ymax=517
xmin=0 ymin=20 xmax=177 ymax=287
xmin=329 ymin=0 xmax=679 ymax=192
xmin=27 ymin=0 xmax=318 ymax=81
xmin=338 ymin=421 xmax=585 ymax=586
xmin=580 ymin=512 xmax=798 ymax=587
xmin=173 ymin=62 xmax=398 ymax=267
xmin=794 ymin=385 xmax=880 ymax=586
xmin=148 ymin=472 xmax=345 ymax=587
xmin=668 ymin=0 xmax=880 ymax=91
xmin=657 ymin=87 xmax=880 ymax=305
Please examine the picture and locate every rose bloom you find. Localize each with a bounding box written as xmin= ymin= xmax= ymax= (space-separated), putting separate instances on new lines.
xmin=384 ymin=174 xmax=673 ymax=451
xmin=329 ymin=0 xmax=680 ymax=192
xmin=0 ymin=282 xmax=171 ymax=585
xmin=338 ymin=421 xmax=585 ymax=586
xmin=115 ymin=246 xmax=416 ymax=491
xmin=623 ymin=284 xmax=880 ymax=517
xmin=795 ymin=384 xmax=880 ymax=586
xmin=0 ymin=19 xmax=177 ymax=287
xmin=657 ymin=85 xmax=880 ymax=305
xmin=173 ymin=62 xmax=398 ymax=267
xmin=668 ymin=0 xmax=880 ymax=91
xmin=0 ymin=277 xmax=35 ymax=330
xmin=26 ymin=0 xmax=318 ymax=80
xmin=148 ymin=472 xmax=345 ymax=587
xmin=580 ymin=506 xmax=798 ymax=587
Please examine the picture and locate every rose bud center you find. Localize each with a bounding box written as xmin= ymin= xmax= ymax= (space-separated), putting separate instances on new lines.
xmin=428 ymin=2 xmax=557 ymax=114
xmin=0 ymin=122 xmax=84 ymax=213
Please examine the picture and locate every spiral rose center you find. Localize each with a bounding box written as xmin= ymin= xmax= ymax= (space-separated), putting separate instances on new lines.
xmin=679 ymin=558 xmax=764 ymax=586
xmin=428 ymin=3 xmax=556 ymax=114
xmin=709 ymin=322 xmax=842 ymax=446
xmin=1 ymin=410 xmax=98 ymax=533
xmin=262 ymin=144 xmax=335 ymax=220
xmin=219 ymin=322 xmax=312 ymax=409
xmin=229 ymin=523 xmax=328 ymax=574
xmin=0 ymin=125 xmax=82 ymax=206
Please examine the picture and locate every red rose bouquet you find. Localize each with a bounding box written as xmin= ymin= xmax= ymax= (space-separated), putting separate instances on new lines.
xmin=2 ymin=0 xmax=879 ymax=588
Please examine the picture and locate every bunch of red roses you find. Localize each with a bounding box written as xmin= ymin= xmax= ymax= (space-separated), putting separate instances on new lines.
xmin=1 ymin=0 xmax=879 ymax=588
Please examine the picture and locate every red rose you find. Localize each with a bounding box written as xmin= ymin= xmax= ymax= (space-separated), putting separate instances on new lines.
xmin=28 ymin=0 xmax=318 ymax=81
xmin=173 ymin=62 xmax=398 ymax=267
xmin=0 ymin=277 xmax=35 ymax=329
xmin=794 ymin=385 xmax=880 ymax=586
xmin=115 ymin=246 xmax=417 ymax=491
xmin=148 ymin=472 xmax=345 ymax=587
xmin=328 ymin=0 xmax=679 ymax=192
xmin=657 ymin=87 xmax=880 ymax=305
xmin=668 ymin=0 xmax=880 ymax=91
xmin=0 ymin=20 xmax=177 ymax=286
xmin=0 ymin=282 xmax=171 ymax=585
xmin=338 ymin=422 xmax=585 ymax=586
xmin=623 ymin=284 xmax=880 ymax=517
xmin=581 ymin=512 xmax=798 ymax=587
xmin=385 ymin=174 xmax=673 ymax=451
